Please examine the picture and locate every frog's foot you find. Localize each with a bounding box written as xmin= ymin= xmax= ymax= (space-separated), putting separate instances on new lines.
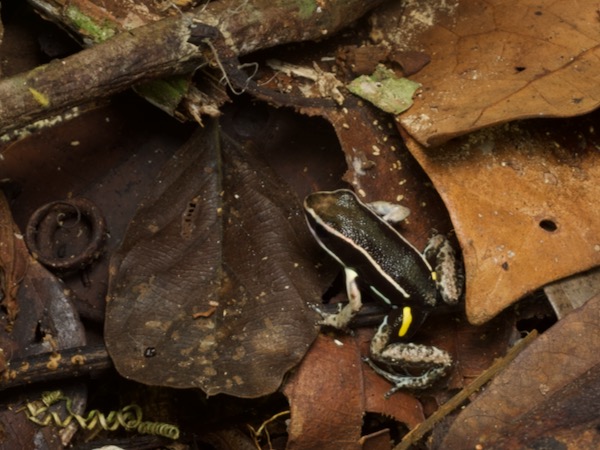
xmin=310 ymin=267 xmax=363 ymax=330
xmin=309 ymin=302 xmax=346 ymax=329
xmin=363 ymin=357 xmax=449 ymax=398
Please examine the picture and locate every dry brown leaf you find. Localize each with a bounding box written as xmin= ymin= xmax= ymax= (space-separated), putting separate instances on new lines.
xmin=404 ymin=112 xmax=600 ymax=324
xmin=284 ymin=334 xmax=364 ymax=450
xmin=369 ymin=1 xmax=600 ymax=146
xmin=105 ymin=120 xmax=322 ymax=398
xmin=300 ymin=101 xmax=454 ymax=252
xmin=441 ymin=293 xmax=600 ymax=449
xmin=283 ymin=333 xmax=424 ymax=450
xmin=0 ymin=194 xmax=86 ymax=449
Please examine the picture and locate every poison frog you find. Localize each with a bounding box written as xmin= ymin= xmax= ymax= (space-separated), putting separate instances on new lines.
xmin=304 ymin=189 xmax=463 ymax=397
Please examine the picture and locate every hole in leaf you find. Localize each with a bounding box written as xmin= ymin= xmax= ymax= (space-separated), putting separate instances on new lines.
xmin=35 ymin=320 xmax=46 ymax=342
xmin=539 ymin=219 xmax=558 ymax=232
xmin=181 ymin=195 xmax=201 ymax=239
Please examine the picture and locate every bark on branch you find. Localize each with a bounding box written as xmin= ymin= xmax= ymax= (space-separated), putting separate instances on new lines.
xmin=0 ymin=13 xmax=201 ymax=139
xmin=0 ymin=0 xmax=385 ymax=139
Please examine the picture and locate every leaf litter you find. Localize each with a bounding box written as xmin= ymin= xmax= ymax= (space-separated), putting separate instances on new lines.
xmin=2 ymin=0 xmax=600 ymax=448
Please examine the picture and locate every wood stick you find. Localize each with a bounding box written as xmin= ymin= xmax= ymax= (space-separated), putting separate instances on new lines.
xmin=0 ymin=345 xmax=112 ymax=391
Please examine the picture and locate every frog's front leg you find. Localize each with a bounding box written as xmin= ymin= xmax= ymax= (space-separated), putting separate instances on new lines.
xmin=311 ymin=267 xmax=362 ymax=329
xmin=365 ymin=314 xmax=452 ymax=398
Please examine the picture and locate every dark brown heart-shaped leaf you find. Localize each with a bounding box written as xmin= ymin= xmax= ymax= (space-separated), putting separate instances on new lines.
xmin=105 ymin=119 xmax=322 ymax=397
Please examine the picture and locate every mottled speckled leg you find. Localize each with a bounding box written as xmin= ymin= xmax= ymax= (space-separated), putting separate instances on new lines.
xmin=424 ymin=233 xmax=464 ymax=306
xmin=365 ymin=316 xmax=452 ymax=398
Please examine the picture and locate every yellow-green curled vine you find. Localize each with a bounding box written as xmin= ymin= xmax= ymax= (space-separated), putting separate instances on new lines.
xmin=23 ymin=390 xmax=179 ymax=440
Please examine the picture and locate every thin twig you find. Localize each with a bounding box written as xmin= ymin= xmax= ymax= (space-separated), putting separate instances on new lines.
xmin=0 ymin=345 xmax=113 ymax=391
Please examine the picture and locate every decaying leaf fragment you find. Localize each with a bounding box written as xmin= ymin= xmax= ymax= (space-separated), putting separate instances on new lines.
xmin=544 ymin=268 xmax=600 ymax=319
xmin=105 ymin=119 xmax=322 ymax=397
xmin=267 ymin=59 xmax=345 ymax=105
xmin=0 ymin=192 xmax=28 ymax=324
xmin=347 ymin=65 xmax=421 ymax=115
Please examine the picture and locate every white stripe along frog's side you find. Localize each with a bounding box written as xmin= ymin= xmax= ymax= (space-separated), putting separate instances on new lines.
xmin=304 ymin=189 xmax=463 ymax=398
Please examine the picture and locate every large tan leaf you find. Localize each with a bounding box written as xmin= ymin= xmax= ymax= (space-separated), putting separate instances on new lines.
xmin=369 ymin=0 xmax=600 ymax=146
xmin=404 ymin=112 xmax=600 ymax=324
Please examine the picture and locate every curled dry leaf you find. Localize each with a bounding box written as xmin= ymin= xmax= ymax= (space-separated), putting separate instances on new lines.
xmin=0 ymin=195 xmax=87 ymax=361
xmin=404 ymin=112 xmax=600 ymax=324
xmin=0 ymin=192 xmax=27 ymax=324
xmin=105 ymin=120 xmax=322 ymax=398
xmin=369 ymin=1 xmax=600 ymax=146
xmin=441 ymin=293 xmax=600 ymax=449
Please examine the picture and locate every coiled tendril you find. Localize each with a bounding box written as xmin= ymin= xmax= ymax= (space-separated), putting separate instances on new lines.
xmin=23 ymin=390 xmax=179 ymax=440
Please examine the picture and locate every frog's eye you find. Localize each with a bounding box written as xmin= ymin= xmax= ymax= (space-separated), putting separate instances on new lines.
xmin=431 ymin=271 xmax=438 ymax=282
xmin=398 ymin=306 xmax=413 ymax=337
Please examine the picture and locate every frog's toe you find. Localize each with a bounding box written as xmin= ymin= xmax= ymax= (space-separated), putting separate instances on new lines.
xmin=308 ymin=302 xmax=323 ymax=314
xmin=319 ymin=312 xmax=345 ymax=328
xmin=364 ymin=358 xmax=448 ymax=397
xmin=309 ymin=302 xmax=348 ymax=328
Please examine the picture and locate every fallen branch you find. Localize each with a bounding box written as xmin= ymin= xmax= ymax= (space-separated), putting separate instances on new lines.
xmin=0 ymin=13 xmax=201 ymax=140
xmin=0 ymin=0 xmax=385 ymax=139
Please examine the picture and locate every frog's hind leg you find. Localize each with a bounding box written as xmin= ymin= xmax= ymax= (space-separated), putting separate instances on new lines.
xmin=311 ymin=268 xmax=362 ymax=329
xmin=365 ymin=314 xmax=452 ymax=397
